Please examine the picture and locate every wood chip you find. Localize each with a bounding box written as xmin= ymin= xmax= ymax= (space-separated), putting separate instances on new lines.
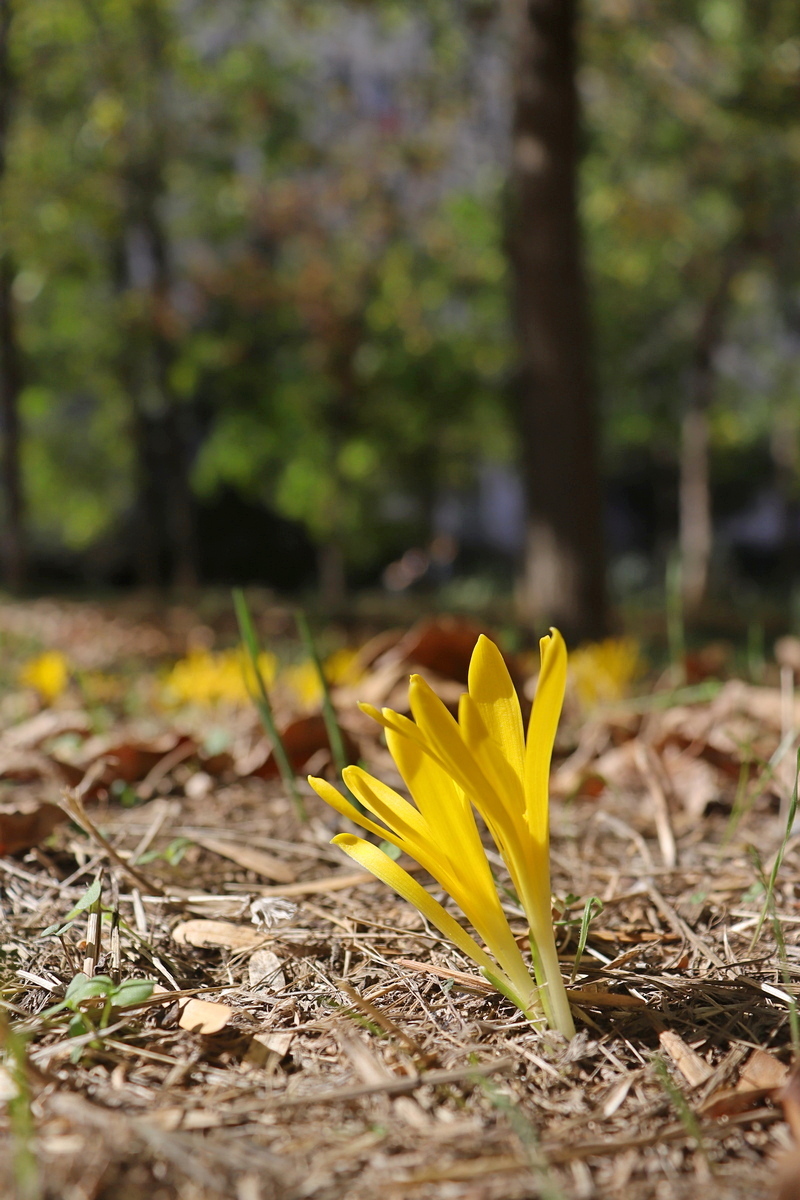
xmin=248 ymin=949 xmax=285 ymax=990
xmin=659 ymin=1030 xmax=713 ymax=1087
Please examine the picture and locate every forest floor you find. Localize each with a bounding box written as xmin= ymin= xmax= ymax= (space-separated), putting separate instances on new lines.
xmin=1 ymin=593 xmax=799 ymax=1200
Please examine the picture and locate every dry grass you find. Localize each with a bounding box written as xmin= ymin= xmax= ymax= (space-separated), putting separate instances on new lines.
xmin=1 ymin=603 xmax=799 ymax=1200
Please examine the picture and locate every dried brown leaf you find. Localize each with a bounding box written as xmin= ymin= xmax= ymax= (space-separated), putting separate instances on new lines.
xmin=171 ymin=919 xmax=264 ymax=951
xmin=178 ymin=997 xmax=232 ymax=1035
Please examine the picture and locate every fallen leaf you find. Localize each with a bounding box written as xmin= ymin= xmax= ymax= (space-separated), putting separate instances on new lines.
xmin=0 ymin=749 xmax=64 ymax=785
xmin=1 ymin=709 xmax=90 ymax=751
xmin=775 ymin=1151 xmax=800 ymax=1200
xmin=242 ymin=1031 xmax=294 ymax=1071
xmin=392 ymin=617 xmax=488 ymax=682
xmin=660 ymin=744 xmax=722 ymax=819
xmin=72 ymin=731 xmax=197 ymax=790
xmin=780 ymin=1059 xmax=800 ymax=1142
xmin=171 ymin=919 xmax=265 ymax=951
xmin=0 ymin=801 xmax=67 ymax=855
xmin=736 ymin=1049 xmax=789 ymax=1092
xmin=178 ymin=997 xmax=232 ymax=1035
xmin=250 ymin=713 xmax=358 ymax=780
xmin=700 ymin=1087 xmax=776 ymax=1118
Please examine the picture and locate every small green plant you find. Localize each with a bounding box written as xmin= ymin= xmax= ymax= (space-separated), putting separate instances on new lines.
xmin=42 ymin=973 xmax=155 ymax=1060
xmin=40 ymin=876 xmax=103 ymax=939
xmin=136 ymin=836 xmax=193 ymax=866
xmin=295 ymin=610 xmax=348 ymax=778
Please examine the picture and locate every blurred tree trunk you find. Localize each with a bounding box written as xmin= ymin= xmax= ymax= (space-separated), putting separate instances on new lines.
xmin=0 ymin=0 xmax=25 ymax=590
xmin=679 ymin=247 xmax=745 ymax=613
xmin=507 ymin=0 xmax=606 ymax=642
xmin=318 ymin=542 xmax=346 ymax=611
xmin=127 ymin=0 xmax=197 ymax=592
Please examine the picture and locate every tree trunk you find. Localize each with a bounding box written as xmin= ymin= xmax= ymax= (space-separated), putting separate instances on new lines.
xmin=679 ymin=249 xmax=743 ymax=613
xmin=318 ymin=541 xmax=346 ymax=613
xmin=507 ymin=0 xmax=606 ymax=643
xmin=127 ymin=0 xmax=197 ymax=592
xmin=0 ymin=0 xmax=25 ymax=590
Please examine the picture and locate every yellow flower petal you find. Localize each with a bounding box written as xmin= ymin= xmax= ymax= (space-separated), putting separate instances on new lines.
xmin=385 ymin=726 xmax=480 ymax=859
xmin=407 ymin=676 xmax=500 ymax=808
xmin=342 ymin=765 xmax=429 ymax=845
xmin=467 ymin=636 xmax=525 ymax=784
xmin=331 ymin=833 xmax=503 ymax=979
xmin=381 ymin=725 xmax=533 ymax=982
xmin=308 ymin=775 xmax=409 ymax=855
xmin=524 ymin=629 xmax=566 ymax=845
xmin=458 ymin=693 xmax=525 ymax=817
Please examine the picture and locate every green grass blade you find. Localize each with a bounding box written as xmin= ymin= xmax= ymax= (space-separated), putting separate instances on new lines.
xmin=750 ymin=748 xmax=799 ymax=950
xmin=295 ymin=609 xmax=367 ymax=815
xmin=570 ymin=897 xmax=603 ymax=983
xmin=233 ymin=589 xmax=306 ymax=822
xmin=295 ymin=610 xmax=348 ymax=777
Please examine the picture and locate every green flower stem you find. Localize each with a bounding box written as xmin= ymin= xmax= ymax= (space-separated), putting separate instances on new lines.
xmin=530 ymin=924 xmax=575 ymax=1039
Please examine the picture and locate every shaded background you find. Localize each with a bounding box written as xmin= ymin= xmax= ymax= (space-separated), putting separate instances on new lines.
xmin=1 ymin=0 xmax=799 ymax=642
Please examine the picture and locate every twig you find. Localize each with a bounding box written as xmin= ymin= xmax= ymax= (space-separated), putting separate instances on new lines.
xmin=59 ymin=787 xmax=165 ymax=897
xmin=268 ymin=1057 xmax=515 ymax=1107
xmin=635 ymin=742 xmax=677 ymax=869
xmin=82 ymin=868 xmax=104 ymax=978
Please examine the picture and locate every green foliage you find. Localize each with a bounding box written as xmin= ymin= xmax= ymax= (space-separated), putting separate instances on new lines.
xmin=3 ymin=0 xmax=799 ymax=572
xmin=583 ymin=0 xmax=800 ymax=464
xmin=4 ymin=0 xmax=513 ymax=571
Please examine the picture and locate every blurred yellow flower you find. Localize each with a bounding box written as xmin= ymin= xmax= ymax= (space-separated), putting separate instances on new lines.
xmin=280 ymin=649 xmax=364 ymax=711
xmin=164 ymin=648 xmax=277 ymax=707
xmin=19 ymin=651 xmax=70 ymax=703
xmin=280 ymin=660 xmax=323 ymax=710
xmin=569 ymin=637 xmax=643 ymax=709
xmin=323 ymin=647 xmax=364 ymax=686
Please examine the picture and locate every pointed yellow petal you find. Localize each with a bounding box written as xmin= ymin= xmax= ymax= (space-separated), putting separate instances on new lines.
xmin=316 ymin=767 xmax=478 ymax=911
xmin=331 ymin=833 xmax=502 ymax=978
xmin=384 ymin=726 xmax=480 ymax=856
xmin=524 ymin=628 xmax=566 ymax=845
xmin=407 ymin=675 xmax=499 ymax=805
xmin=342 ymin=765 xmax=429 ymax=844
xmin=467 ymin=636 xmax=525 ymax=784
xmin=458 ymin=693 xmax=525 ymax=817
xmin=360 ymin=701 xmax=457 ymax=780
xmin=383 ymin=722 xmax=532 ymax=978
xmin=307 ymin=775 xmax=408 ymax=855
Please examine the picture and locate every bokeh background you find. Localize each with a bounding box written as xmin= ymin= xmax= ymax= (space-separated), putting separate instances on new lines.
xmin=1 ymin=0 xmax=799 ymax=644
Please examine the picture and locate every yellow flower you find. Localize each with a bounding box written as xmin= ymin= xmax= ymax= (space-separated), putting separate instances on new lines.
xmin=164 ymin=649 xmax=277 ymax=707
xmin=569 ymin=636 xmax=643 ymax=709
xmin=280 ymin=660 xmax=323 ymax=710
xmin=310 ymin=631 xmax=575 ymax=1036
xmin=19 ymin=651 xmax=70 ymax=703
xmin=280 ymin=649 xmax=365 ymax=711
xmin=323 ymin=647 xmax=364 ymax=687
